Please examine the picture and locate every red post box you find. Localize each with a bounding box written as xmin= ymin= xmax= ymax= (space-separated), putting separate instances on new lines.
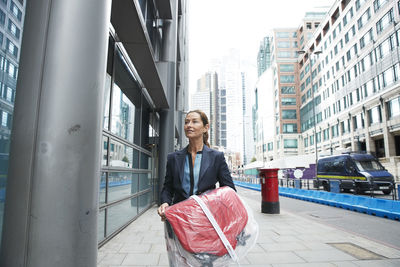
xmin=259 ymin=168 xmax=280 ymax=214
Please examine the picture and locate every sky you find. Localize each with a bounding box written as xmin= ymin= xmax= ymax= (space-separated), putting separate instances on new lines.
xmin=187 ymin=0 xmax=335 ymax=95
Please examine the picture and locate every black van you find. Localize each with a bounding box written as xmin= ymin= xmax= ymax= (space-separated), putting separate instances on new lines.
xmin=316 ymin=153 xmax=394 ymax=194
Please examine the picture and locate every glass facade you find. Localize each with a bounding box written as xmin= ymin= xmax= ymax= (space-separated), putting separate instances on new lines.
xmin=99 ymin=37 xmax=159 ymax=245
xmin=0 ymin=0 xmax=24 ymax=243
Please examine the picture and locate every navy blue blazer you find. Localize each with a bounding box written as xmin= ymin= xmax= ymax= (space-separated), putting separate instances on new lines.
xmin=160 ymin=145 xmax=236 ymax=205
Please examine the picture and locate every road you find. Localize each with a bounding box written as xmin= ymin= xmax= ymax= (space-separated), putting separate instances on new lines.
xmin=237 ymin=186 xmax=400 ymax=250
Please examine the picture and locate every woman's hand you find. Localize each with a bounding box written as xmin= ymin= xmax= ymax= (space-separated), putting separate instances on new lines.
xmin=157 ymin=203 xmax=169 ymax=221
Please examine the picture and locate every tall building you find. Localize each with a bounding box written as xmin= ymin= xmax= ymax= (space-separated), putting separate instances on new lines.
xmin=257 ymin=36 xmax=272 ymax=77
xmin=298 ymin=0 xmax=400 ymax=179
xmin=219 ymin=49 xmax=243 ymax=158
xmin=241 ymin=72 xmax=255 ymax=165
xmin=191 ymin=71 xmax=219 ymax=146
xmin=270 ymin=12 xmax=326 ymax=159
xmin=0 ymin=0 xmax=189 ymax=265
xmin=254 ymin=69 xmax=275 ymax=162
xmin=0 ymin=0 xmax=25 ymax=241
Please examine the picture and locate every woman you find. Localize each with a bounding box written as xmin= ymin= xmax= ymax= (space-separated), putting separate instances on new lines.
xmin=157 ymin=110 xmax=235 ymax=221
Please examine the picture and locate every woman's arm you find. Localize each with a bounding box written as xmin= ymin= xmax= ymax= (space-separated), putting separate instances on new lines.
xmin=160 ymin=154 xmax=174 ymax=205
xmin=217 ymin=152 xmax=236 ymax=191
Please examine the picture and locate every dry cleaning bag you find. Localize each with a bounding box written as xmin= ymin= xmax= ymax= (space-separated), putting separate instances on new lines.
xmin=164 ymin=186 xmax=258 ymax=266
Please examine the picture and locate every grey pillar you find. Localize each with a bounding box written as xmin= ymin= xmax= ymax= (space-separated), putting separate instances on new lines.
xmin=158 ymin=0 xmax=178 ymax=204
xmin=0 ymin=1 xmax=111 ymax=266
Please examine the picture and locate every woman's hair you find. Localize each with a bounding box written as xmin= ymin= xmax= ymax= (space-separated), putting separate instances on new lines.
xmin=187 ymin=109 xmax=210 ymax=147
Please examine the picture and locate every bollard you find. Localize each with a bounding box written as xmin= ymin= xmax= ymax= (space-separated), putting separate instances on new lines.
xmin=259 ymin=168 xmax=280 ymax=214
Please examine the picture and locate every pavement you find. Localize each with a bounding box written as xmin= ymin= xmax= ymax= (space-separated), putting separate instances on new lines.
xmin=97 ymin=187 xmax=400 ymax=266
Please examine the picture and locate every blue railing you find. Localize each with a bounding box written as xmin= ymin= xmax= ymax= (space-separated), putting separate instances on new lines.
xmin=234 ymin=180 xmax=400 ymax=221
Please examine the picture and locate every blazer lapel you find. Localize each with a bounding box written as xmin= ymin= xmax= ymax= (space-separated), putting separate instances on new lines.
xmin=175 ymin=147 xmax=187 ymax=185
xmin=199 ymin=145 xmax=211 ymax=183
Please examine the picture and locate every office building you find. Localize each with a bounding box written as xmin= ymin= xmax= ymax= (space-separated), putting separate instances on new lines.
xmin=257 ymin=36 xmax=272 ymax=77
xmin=0 ymin=0 xmax=25 ymax=241
xmin=0 ymin=0 xmax=188 ymax=266
xmin=298 ymin=0 xmax=400 ymax=179
xmin=191 ymin=71 xmax=219 ymax=146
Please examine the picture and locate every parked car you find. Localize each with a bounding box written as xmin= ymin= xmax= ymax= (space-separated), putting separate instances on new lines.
xmin=315 ymin=153 xmax=394 ymax=194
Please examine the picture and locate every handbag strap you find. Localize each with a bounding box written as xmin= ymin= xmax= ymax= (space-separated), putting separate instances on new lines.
xmin=190 ymin=195 xmax=239 ymax=263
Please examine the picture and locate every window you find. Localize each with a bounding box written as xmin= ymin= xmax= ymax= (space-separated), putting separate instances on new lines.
xmin=281 ymin=86 xmax=295 ymax=94
xmin=280 ymin=75 xmax=295 ymax=83
xmin=281 ymin=98 xmax=296 ymax=106
xmin=356 ymin=0 xmax=367 ymax=11
xmin=277 ymin=51 xmax=293 ymax=58
xmin=276 ymin=32 xmax=290 ymax=38
xmin=357 ymin=8 xmax=371 ymax=30
xmin=279 ymin=64 xmax=294 ymax=72
xmin=304 ymin=137 xmax=308 ymax=147
xmin=10 ymin=1 xmax=22 ymax=21
xmin=376 ymin=8 xmax=394 ymax=34
xmin=374 ymin=0 xmax=389 ymax=12
xmin=388 ymin=96 xmax=400 ymax=118
xmin=277 ymin=41 xmax=290 ymax=48
xmin=283 ymin=123 xmax=297 ymax=133
xmin=369 ymin=106 xmax=382 ymax=124
xmin=6 ymin=38 xmax=18 ymax=57
xmin=323 ymin=129 xmax=329 ymax=140
xmin=282 ymin=109 xmax=297 ymax=119
xmin=1 ymin=110 xmax=8 ymax=127
xmin=284 ymin=139 xmax=298 ymax=148
xmin=331 ymin=124 xmax=339 ymax=137
xmin=0 ymin=9 xmax=5 ymax=25
xmin=8 ymin=19 xmax=20 ymax=39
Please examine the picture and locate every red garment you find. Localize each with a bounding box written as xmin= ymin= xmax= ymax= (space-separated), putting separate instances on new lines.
xmin=165 ymin=186 xmax=248 ymax=256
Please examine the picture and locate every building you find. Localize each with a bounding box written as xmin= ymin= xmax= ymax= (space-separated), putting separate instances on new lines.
xmin=298 ymin=0 xmax=400 ymax=179
xmin=268 ymin=12 xmax=326 ymax=159
xmin=257 ymin=36 xmax=272 ymax=77
xmin=254 ymin=69 xmax=276 ymax=162
xmin=0 ymin=0 xmax=25 ymax=239
xmin=0 ymin=0 xmax=188 ymax=266
xmin=191 ymin=71 xmax=219 ymax=146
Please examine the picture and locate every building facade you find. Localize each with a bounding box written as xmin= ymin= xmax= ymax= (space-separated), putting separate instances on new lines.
xmin=0 ymin=0 xmax=25 ymax=241
xmin=257 ymin=36 xmax=272 ymax=77
xmin=298 ymin=0 xmax=400 ymax=179
xmin=191 ymin=71 xmax=219 ymax=146
xmin=0 ymin=0 xmax=188 ymax=265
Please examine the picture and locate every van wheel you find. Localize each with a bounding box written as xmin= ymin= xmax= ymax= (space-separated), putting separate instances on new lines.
xmin=354 ymin=186 xmax=362 ymax=195
xmin=323 ymin=183 xmax=330 ymax=192
xmin=382 ymin=189 xmax=391 ymax=195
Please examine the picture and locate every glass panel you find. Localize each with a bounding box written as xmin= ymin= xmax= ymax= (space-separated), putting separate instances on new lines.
xmin=132 ymin=149 xmax=139 ymax=169
xmin=98 ymin=209 xmax=105 ymax=242
xmin=138 ymin=191 xmax=151 ymax=213
xmin=109 ymin=139 xmax=133 ymax=168
xmin=140 ymin=152 xmax=151 ymax=170
xmin=112 ymin=51 xmax=141 ymax=145
xmin=141 ymin=98 xmax=150 ymax=150
xmin=106 ymin=198 xmax=138 ymax=235
xmin=99 ymin=172 xmax=106 ymax=204
xmin=108 ymin=172 xmax=138 ymax=202
xmin=103 ymin=74 xmax=111 ymax=130
xmin=139 ymin=173 xmax=151 ymax=191
xmin=102 ymin=136 xmax=108 ymax=166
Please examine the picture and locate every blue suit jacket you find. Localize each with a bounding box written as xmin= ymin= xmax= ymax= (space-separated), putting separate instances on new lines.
xmin=160 ymin=145 xmax=236 ymax=205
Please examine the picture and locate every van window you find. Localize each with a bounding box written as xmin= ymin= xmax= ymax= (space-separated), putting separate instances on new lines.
xmin=354 ymin=159 xmax=384 ymax=171
xmin=319 ymin=157 xmax=345 ymax=173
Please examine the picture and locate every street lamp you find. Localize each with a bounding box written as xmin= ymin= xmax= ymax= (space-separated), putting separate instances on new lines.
xmin=298 ymin=50 xmax=322 ymax=187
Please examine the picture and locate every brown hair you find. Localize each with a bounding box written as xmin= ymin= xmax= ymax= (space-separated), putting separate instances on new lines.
xmin=187 ymin=110 xmax=210 ymax=147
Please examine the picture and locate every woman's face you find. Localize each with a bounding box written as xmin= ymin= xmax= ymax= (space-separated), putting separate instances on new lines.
xmin=184 ymin=112 xmax=209 ymax=140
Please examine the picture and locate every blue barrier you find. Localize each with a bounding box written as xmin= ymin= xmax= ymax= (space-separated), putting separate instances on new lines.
xmin=234 ymin=180 xmax=400 ymax=221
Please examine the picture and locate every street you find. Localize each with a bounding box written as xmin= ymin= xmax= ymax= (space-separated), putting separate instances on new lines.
xmin=237 ymin=186 xmax=400 ymax=250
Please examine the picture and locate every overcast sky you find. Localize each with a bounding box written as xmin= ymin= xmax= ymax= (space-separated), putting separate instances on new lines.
xmin=187 ymin=0 xmax=335 ymax=93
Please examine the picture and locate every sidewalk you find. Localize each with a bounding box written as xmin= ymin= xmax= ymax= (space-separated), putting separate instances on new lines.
xmin=98 ymin=187 xmax=400 ymax=266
